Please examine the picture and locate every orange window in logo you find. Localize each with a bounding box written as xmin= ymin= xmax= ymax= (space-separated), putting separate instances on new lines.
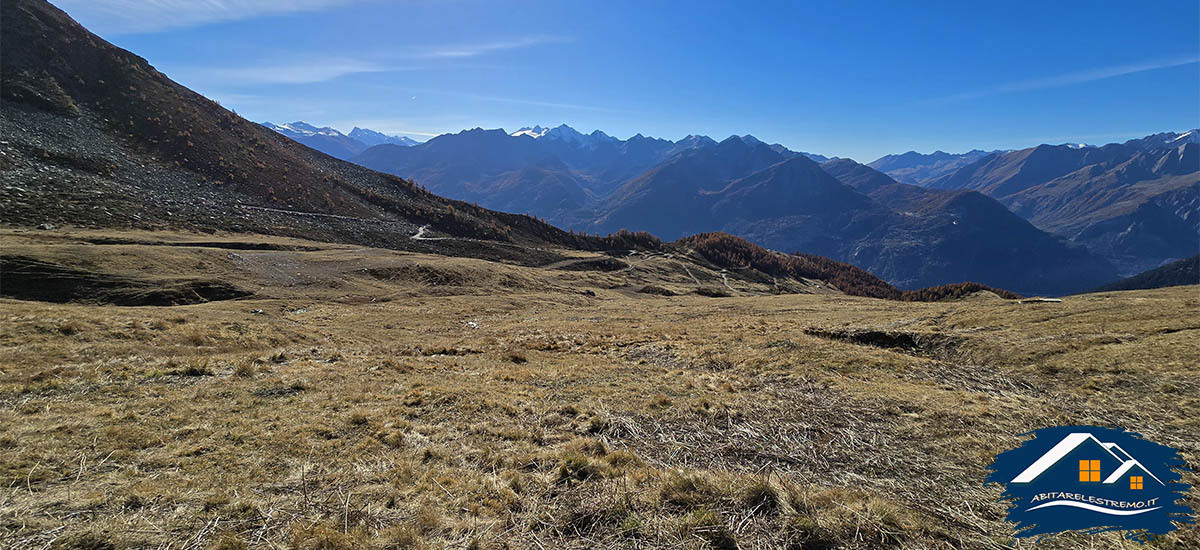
xmin=1079 ymin=460 xmax=1101 ymax=482
xmin=1131 ymin=476 xmax=1143 ymax=490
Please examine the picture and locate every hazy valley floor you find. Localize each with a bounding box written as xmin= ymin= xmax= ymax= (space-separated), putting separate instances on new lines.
xmin=1 ymin=229 xmax=1197 ymax=549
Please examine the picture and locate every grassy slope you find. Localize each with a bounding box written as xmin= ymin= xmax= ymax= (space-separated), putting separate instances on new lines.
xmin=1 ymin=230 xmax=1196 ymax=549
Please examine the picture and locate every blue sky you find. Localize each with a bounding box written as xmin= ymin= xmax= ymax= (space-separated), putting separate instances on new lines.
xmin=57 ymin=0 xmax=1199 ymax=162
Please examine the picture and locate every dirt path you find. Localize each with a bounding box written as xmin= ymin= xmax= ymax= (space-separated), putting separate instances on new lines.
xmin=719 ymin=270 xmax=736 ymax=293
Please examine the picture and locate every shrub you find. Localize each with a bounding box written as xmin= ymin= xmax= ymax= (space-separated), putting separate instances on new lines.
xmin=660 ymin=472 xmax=721 ymax=508
xmin=556 ymin=454 xmax=602 ymax=483
xmin=678 ymin=508 xmax=737 ymax=550
xmin=741 ymin=478 xmax=780 ymax=515
xmin=379 ymin=525 xmax=422 ymax=550
xmin=783 ymin=514 xmax=838 ymax=550
xmin=57 ymin=319 xmax=86 ymax=336
xmin=51 ymin=532 xmax=115 ymax=550
xmin=179 ymin=362 xmax=213 ymax=376
xmin=694 ymin=287 xmax=731 ymax=298
xmin=348 ymin=411 xmax=370 ymax=427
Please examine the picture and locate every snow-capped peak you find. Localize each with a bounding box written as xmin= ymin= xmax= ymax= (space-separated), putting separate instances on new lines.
xmin=1171 ymin=130 xmax=1199 ymax=144
xmin=511 ymin=124 xmax=616 ymax=148
xmin=264 ymin=121 xmax=344 ymax=138
xmin=511 ymin=125 xmax=549 ymax=138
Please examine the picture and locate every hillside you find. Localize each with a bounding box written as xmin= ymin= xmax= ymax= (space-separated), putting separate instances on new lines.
xmin=1090 ymin=255 xmax=1200 ymax=292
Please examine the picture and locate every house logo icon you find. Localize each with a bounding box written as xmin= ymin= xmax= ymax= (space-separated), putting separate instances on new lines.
xmin=987 ymin=425 xmax=1194 ymax=542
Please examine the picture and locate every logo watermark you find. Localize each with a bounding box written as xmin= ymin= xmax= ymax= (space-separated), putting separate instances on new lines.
xmin=987 ymin=425 xmax=1193 ymax=541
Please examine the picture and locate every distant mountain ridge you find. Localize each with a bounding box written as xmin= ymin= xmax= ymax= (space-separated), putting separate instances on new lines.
xmin=350 ymin=125 xmax=1117 ymax=295
xmin=868 ymin=149 xmax=999 ymax=185
xmin=261 ymin=121 xmax=419 ymax=160
xmin=349 ymin=127 xmax=420 ymax=147
xmin=922 ymin=130 xmax=1199 ymax=275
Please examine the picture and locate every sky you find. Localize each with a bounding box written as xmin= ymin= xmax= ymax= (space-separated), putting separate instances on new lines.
xmin=56 ymin=0 xmax=1200 ymax=162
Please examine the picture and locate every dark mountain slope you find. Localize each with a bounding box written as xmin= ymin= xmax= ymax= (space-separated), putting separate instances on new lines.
xmin=813 ymin=160 xmax=1117 ymax=294
xmin=588 ymin=136 xmax=786 ymax=238
xmin=821 ymin=158 xmax=901 ymax=193
xmin=1090 ymin=255 xmax=1199 ymax=292
xmin=677 ymin=232 xmax=1022 ymax=301
xmin=712 ymin=157 xmax=874 ymax=221
xmin=845 ymin=189 xmax=1112 ymax=294
xmin=590 ymin=154 xmax=1116 ymax=294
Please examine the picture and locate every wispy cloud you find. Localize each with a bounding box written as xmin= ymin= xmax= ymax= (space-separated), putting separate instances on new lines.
xmin=161 ymin=33 xmax=565 ymax=87
xmin=56 ymin=0 xmax=369 ymax=35
xmin=172 ymin=57 xmax=411 ymax=85
xmin=932 ymin=55 xmax=1199 ymax=103
xmin=405 ymin=88 xmax=629 ymax=113
xmin=409 ymin=36 xmax=570 ymax=59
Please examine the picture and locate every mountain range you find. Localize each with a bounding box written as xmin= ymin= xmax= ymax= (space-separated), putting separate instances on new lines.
xmin=346 ymin=123 xmax=1158 ymax=294
xmin=920 ymin=132 xmax=1198 ymax=275
xmin=867 ymin=149 xmax=998 ymax=185
xmin=2 ymin=0 xmax=967 ymax=304
xmin=260 ymin=121 xmax=419 ymax=161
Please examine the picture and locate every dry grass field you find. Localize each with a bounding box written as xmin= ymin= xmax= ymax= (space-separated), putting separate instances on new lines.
xmin=1 ymin=228 xmax=1197 ymax=549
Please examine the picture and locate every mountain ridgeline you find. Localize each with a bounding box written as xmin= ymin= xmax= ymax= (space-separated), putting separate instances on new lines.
xmin=348 ymin=125 xmax=1132 ymax=295
xmin=260 ymin=122 xmax=419 ymax=160
xmin=915 ymin=134 xmax=1199 ymax=276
